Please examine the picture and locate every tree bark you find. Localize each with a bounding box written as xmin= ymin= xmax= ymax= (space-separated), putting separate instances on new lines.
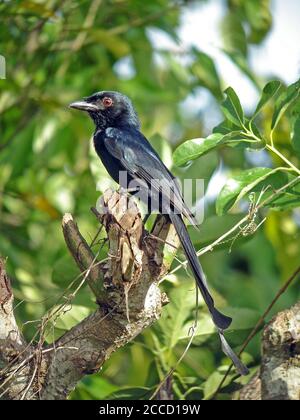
xmin=0 ymin=189 xmax=179 ymax=400
xmin=239 ymin=301 xmax=300 ymax=400
xmin=0 ymin=257 xmax=30 ymax=400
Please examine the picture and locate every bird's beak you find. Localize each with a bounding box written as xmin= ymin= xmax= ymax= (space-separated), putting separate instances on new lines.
xmin=69 ymin=100 xmax=99 ymax=112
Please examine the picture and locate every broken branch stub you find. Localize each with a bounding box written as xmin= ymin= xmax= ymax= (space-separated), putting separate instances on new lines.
xmin=98 ymin=189 xmax=178 ymax=318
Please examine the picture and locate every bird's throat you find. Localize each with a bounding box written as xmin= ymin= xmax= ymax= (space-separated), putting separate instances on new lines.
xmin=89 ymin=111 xmax=107 ymax=130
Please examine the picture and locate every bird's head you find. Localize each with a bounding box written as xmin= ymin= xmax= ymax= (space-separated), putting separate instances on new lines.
xmin=69 ymin=91 xmax=140 ymax=130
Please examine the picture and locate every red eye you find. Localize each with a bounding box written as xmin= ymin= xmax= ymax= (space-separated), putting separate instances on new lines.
xmin=102 ymin=97 xmax=113 ymax=107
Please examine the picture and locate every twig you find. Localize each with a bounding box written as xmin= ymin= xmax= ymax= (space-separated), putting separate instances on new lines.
xmin=266 ymin=144 xmax=300 ymax=175
xmin=62 ymin=213 xmax=107 ymax=301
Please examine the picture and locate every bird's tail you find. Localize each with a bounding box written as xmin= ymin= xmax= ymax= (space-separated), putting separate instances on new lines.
xmin=169 ymin=212 xmax=232 ymax=330
xmin=169 ymin=213 xmax=249 ymax=376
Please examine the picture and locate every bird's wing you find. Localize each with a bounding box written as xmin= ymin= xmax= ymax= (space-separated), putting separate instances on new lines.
xmin=104 ymin=127 xmax=198 ymax=226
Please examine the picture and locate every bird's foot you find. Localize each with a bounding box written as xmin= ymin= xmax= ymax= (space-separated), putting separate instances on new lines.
xmin=119 ymin=186 xmax=140 ymax=196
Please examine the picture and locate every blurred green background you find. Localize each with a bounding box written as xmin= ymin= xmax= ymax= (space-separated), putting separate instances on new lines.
xmin=0 ymin=0 xmax=299 ymax=400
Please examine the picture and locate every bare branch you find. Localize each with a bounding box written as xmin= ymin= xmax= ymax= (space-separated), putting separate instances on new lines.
xmin=261 ymin=301 xmax=300 ymax=400
xmin=0 ymin=258 xmax=24 ymax=350
xmin=238 ymin=300 xmax=300 ymax=400
xmin=39 ymin=190 xmax=179 ymax=400
xmin=0 ymin=258 xmax=30 ymax=400
xmin=237 ymin=372 xmax=261 ymax=400
xmin=62 ymin=213 xmax=107 ymax=302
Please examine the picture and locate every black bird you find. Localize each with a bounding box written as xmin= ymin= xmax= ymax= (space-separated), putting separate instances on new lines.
xmin=69 ymin=91 xmax=248 ymax=375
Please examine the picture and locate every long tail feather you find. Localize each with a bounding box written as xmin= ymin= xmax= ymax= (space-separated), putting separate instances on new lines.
xmin=169 ymin=213 xmax=249 ymax=375
xmin=169 ymin=212 xmax=231 ymax=330
xmin=218 ymin=330 xmax=249 ymax=376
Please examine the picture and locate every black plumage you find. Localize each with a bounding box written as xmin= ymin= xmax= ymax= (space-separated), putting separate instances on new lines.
xmin=69 ymin=91 xmax=248 ymax=375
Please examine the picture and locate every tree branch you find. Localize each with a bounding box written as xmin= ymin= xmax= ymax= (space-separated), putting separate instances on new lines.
xmin=62 ymin=213 xmax=107 ymax=302
xmin=1 ymin=190 xmax=179 ymax=399
xmin=261 ymin=301 xmax=300 ymax=400
xmin=238 ymin=301 xmax=300 ymax=400
xmin=0 ymin=258 xmax=30 ymax=399
xmin=39 ymin=190 xmax=178 ymax=399
xmin=0 ymin=257 xmax=25 ymax=351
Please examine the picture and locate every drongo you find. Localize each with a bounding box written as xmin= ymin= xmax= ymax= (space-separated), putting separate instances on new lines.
xmin=69 ymin=91 xmax=248 ymax=375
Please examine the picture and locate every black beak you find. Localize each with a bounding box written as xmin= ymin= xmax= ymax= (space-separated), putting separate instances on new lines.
xmin=69 ymin=100 xmax=99 ymax=112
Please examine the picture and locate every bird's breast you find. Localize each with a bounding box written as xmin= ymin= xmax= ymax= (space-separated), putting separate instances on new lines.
xmin=93 ymin=132 xmax=124 ymax=185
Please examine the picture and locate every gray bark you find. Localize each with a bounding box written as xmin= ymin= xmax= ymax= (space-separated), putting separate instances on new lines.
xmin=239 ymin=301 xmax=300 ymax=400
xmin=261 ymin=301 xmax=300 ymax=400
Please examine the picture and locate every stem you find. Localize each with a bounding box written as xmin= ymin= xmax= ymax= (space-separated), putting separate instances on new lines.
xmin=243 ymin=126 xmax=300 ymax=176
xmin=270 ymin=130 xmax=274 ymax=147
xmin=266 ymin=144 xmax=300 ymax=175
xmin=242 ymin=129 xmax=262 ymax=144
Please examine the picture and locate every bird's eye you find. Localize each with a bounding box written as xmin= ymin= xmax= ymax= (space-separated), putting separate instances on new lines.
xmin=102 ymin=97 xmax=113 ymax=107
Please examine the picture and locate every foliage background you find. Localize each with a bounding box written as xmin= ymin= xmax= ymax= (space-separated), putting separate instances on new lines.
xmin=0 ymin=0 xmax=299 ymax=399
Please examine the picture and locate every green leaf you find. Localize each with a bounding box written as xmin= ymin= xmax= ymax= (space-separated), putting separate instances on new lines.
xmin=6 ymin=121 xmax=35 ymax=178
xmin=216 ymin=167 xmax=289 ymax=215
xmin=179 ymin=313 xmax=215 ymax=342
xmin=271 ymin=79 xmax=300 ymax=130
xmin=204 ymin=362 xmax=254 ymax=400
xmin=71 ymin=376 xmax=118 ymax=400
xmin=164 ymin=53 xmax=191 ymax=85
xmin=88 ymin=29 xmax=130 ymax=57
xmin=221 ymin=12 xmax=247 ymax=57
xmin=224 ymin=308 xmax=260 ymax=331
xmin=173 ymin=133 xmax=224 ymax=166
xmin=191 ymin=50 xmax=223 ymax=99
xmin=244 ymin=0 xmax=272 ymax=44
xmin=291 ymin=117 xmax=300 ymax=153
xmin=55 ymin=305 xmax=91 ymax=331
xmin=174 ymin=119 xmax=260 ymax=167
xmin=267 ymin=174 xmax=300 ymax=211
xmin=52 ymin=255 xmax=80 ymax=288
xmin=252 ymin=80 xmax=281 ymax=118
xmin=180 ymin=307 xmax=260 ymax=344
xmin=221 ymin=87 xmax=245 ymax=127
xmin=157 ymin=281 xmax=197 ymax=349
xmin=107 ymin=387 xmax=153 ymax=400
xmin=213 ymin=119 xmax=241 ymax=135
xmin=203 ymin=370 xmax=234 ymax=400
